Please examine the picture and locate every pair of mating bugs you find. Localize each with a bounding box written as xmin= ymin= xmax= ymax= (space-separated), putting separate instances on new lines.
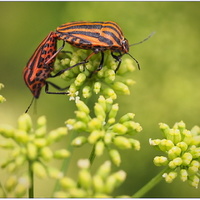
xmin=23 ymin=21 xmax=153 ymax=112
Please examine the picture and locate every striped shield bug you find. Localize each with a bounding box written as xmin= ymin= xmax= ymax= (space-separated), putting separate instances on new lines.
xmin=55 ymin=21 xmax=154 ymax=73
xmin=23 ymin=31 xmax=69 ymax=112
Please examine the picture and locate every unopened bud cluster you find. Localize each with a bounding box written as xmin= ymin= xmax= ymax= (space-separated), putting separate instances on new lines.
xmin=54 ymin=48 xmax=136 ymax=100
xmin=54 ymin=159 xmax=127 ymax=198
xmin=66 ymin=95 xmax=142 ymax=166
xmin=0 ymin=114 xmax=69 ymax=197
xmin=150 ymin=121 xmax=200 ymax=188
xmin=0 ymin=83 xmax=6 ymax=103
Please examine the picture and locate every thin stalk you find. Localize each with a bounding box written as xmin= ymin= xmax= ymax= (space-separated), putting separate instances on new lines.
xmin=89 ymin=145 xmax=96 ymax=166
xmin=28 ymin=161 xmax=34 ymax=198
xmin=53 ymin=131 xmax=77 ymax=195
xmin=132 ymin=167 xmax=170 ymax=198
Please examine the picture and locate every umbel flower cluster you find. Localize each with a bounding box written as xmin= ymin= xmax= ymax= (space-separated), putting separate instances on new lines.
xmin=0 ymin=114 xmax=69 ymax=197
xmin=66 ymin=95 xmax=142 ymax=166
xmin=150 ymin=121 xmax=200 ymax=188
xmin=53 ymin=47 xmax=136 ymax=100
xmin=54 ymin=159 xmax=127 ymax=198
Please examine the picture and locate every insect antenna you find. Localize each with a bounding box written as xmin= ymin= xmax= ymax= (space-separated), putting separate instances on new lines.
xmin=127 ymin=32 xmax=155 ymax=70
xmin=129 ymin=31 xmax=156 ymax=47
xmin=25 ymin=97 xmax=35 ymax=113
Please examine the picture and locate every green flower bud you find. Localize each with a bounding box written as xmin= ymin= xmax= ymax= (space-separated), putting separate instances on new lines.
xmin=107 ymin=118 xmax=116 ymax=125
xmin=105 ymin=174 xmax=115 ymax=193
xmin=113 ymin=170 xmax=126 ymax=186
xmin=163 ymin=171 xmax=177 ymax=183
xmin=94 ymin=82 xmax=101 ymax=94
xmin=182 ymin=130 xmax=192 ymax=145
xmin=82 ymin=86 xmax=92 ymax=98
xmin=47 ymin=167 xmax=63 ymax=179
xmin=97 ymin=161 xmax=111 ymax=179
xmin=0 ymin=95 xmax=6 ymax=103
xmin=168 ymin=157 xmax=182 ymax=169
xmin=108 ymin=103 xmax=119 ymax=119
xmin=94 ymin=102 xmax=106 ymax=121
xmin=188 ymin=160 xmax=200 ymax=175
xmin=76 ymin=100 xmax=90 ymax=114
xmin=95 ymin=140 xmax=105 ymax=156
xmin=35 ymin=126 xmax=46 ymax=138
xmin=129 ymin=139 xmax=140 ymax=150
xmin=159 ymin=123 xmax=170 ymax=137
xmin=191 ymin=135 xmax=200 ymax=146
xmin=168 ymin=146 xmax=181 ymax=160
xmin=37 ymin=116 xmax=46 ymax=128
xmin=103 ymin=88 xmax=117 ymax=100
xmin=5 ymin=175 xmax=17 ymax=191
xmin=93 ymin=174 xmax=104 ymax=193
xmin=104 ymin=132 xmax=114 ymax=145
xmin=113 ymin=136 xmax=132 ymax=149
xmin=88 ymin=118 xmax=103 ymax=132
xmin=33 ymin=162 xmax=47 ymax=178
xmin=14 ymin=130 xmax=29 ymax=144
xmin=112 ymin=123 xmax=128 ymax=135
xmin=104 ymin=69 xmax=115 ymax=83
xmin=176 ymin=141 xmax=188 ymax=152
xmin=60 ymin=177 xmax=76 ymax=189
xmin=153 ymin=156 xmax=168 ymax=166
xmin=123 ymin=121 xmax=142 ymax=134
xmin=47 ymin=127 xmax=68 ymax=143
xmin=78 ymin=159 xmax=90 ymax=169
xmin=119 ymin=113 xmax=135 ymax=123
xmin=176 ymin=121 xmax=186 ymax=132
xmin=149 ymin=138 xmax=161 ymax=146
xmin=109 ymin=149 xmax=121 ymax=166
xmin=159 ymin=139 xmax=174 ymax=152
xmin=75 ymin=111 xmax=90 ymax=123
xmin=167 ymin=129 xmax=181 ymax=144
xmin=73 ymin=121 xmax=87 ymax=131
xmin=0 ymin=124 xmax=15 ymax=138
xmin=15 ymin=182 xmax=27 ymax=197
xmin=54 ymin=149 xmax=70 ymax=159
xmin=112 ymin=82 xmax=130 ymax=95
xmin=181 ymin=152 xmax=193 ymax=166
xmin=74 ymin=73 xmax=86 ymax=87
xmin=71 ymin=136 xmax=87 ymax=147
xmin=27 ymin=143 xmax=38 ymax=160
xmin=18 ymin=113 xmax=32 ymax=132
xmin=34 ymin=138 xmax=47 ymax=148
xmin=40 ymin=146 xmax=53 ymax=161
xmin=0 ymin=140 xmax=14 ymax=148
xmin=189 ymin=146 xmax=200 ymax=158
xmin=189 ymin=175 xmax=199 ymax=189
xmin=124 ymin=79 xmax=135 ymax=86
xmin=180 ymin=169 xmax=188 ymax=182
xmin=78 ymin=169 xmax=92 ymax=190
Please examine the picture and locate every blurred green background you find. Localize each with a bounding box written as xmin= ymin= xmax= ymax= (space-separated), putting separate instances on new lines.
xmin=0 ymin=1 xmax=200 ymax=197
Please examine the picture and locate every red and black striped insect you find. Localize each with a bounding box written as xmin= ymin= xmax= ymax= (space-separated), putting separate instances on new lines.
xmin=55 ymin=21 xmax=131 ymax=72
xmin=55 ymin=21 xmax=152 ymax=73
xmin=23 ymin=31 xmax=69 ymax=112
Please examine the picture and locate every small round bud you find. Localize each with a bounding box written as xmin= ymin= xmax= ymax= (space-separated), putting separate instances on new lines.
xmin=33 ymin=162 xmax=47 ymax=178
xmin=180 ymin=169 xmax=188 ymax=182
xmin=27 ymin=142 xmax=38 ymax=160
xmin=168 ymin=157 xmax=182 ymax=169
xmin=95 ymin=140 xmax=105 ymax=156
xmin=109 ymin=149 xmax=121 ymax=166
xmin=18 ymin=114 xmax=32 ymax=132
xmin=54 ymin=149 xmax=70 ymax=159
xmin=113 ymin=136 xmax=132 ymax=149
xmin=71 ymin=136 xmax=87 ymax=147
xmin=153 ymin=156 xmax=168 ymax=166
xmin=162 ymin=171 xmax=177 ymax=183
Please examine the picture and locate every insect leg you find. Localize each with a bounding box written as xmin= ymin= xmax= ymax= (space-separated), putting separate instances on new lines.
xmin=111 ymin=52 xmax=122 ymax=72
xmin=45 ymin=40 xmax=66 ymax=65
xmin=45 ymin=81 xmax=69 ymax=95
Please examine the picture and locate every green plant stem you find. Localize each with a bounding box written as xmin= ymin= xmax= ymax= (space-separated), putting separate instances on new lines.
xmin=89 ymin=145 xmax=96 ymax=166
xmin=132 ymin=167 xmax=170 ymax=198
xmin=53 ymin=131 xmax=77 ymax=195
xmin=28 ymin=161 xmax=34 ymax=198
